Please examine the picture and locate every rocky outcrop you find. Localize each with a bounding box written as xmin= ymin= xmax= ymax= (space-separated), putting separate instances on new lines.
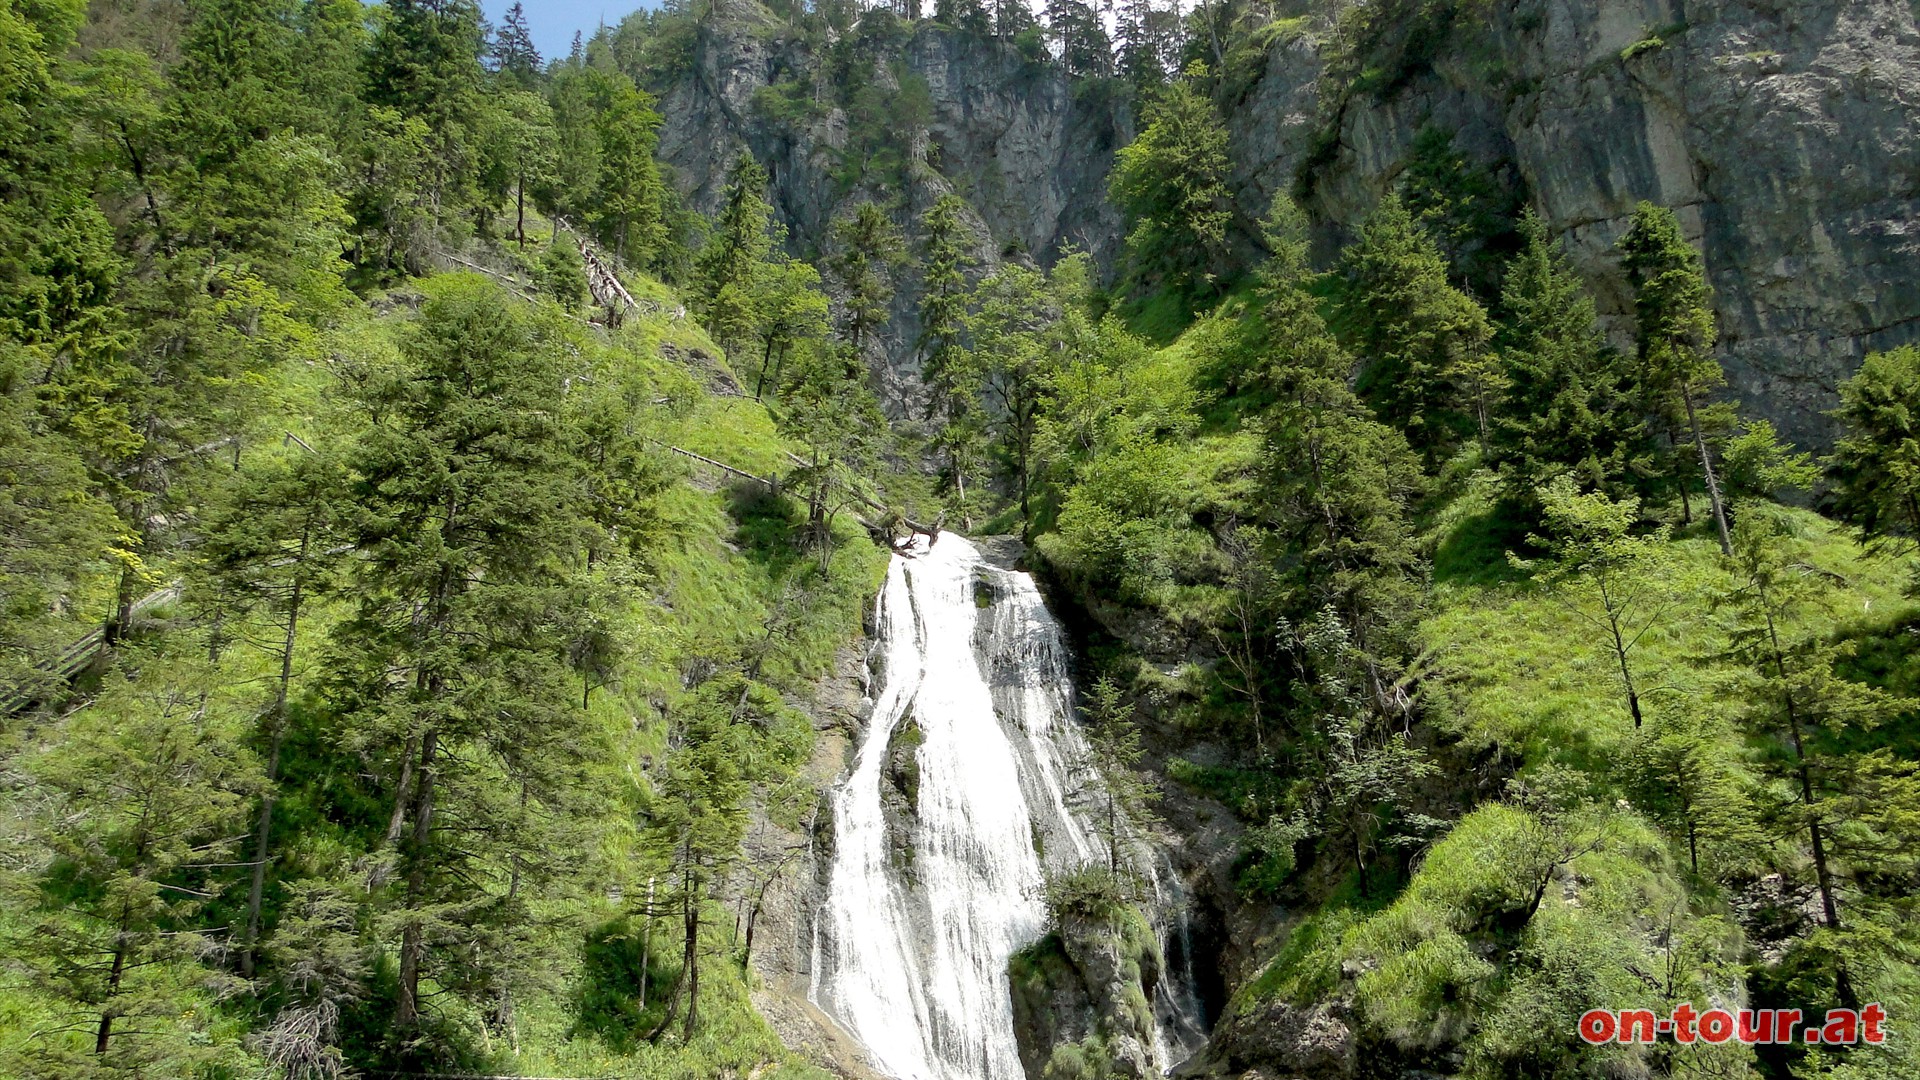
xmin=648 ymin=1 xmax=1128 ymax=415
xmin=648 ymin=0 xmax=1918 ymax=447
xmin=1009 ymin=910 xmax=1164 ymax=1080
xmin=1178 ymin=997 xmax=1357 ymax=1080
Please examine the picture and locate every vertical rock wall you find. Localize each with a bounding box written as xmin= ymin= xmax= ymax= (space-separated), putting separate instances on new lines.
xmin=649 ymin=0 xmax=1920 ymax=445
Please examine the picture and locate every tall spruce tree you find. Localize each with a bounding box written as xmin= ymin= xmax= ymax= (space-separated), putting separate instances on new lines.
xmin=1620 ymin=202 xmax=1733 ymax=555
xmin=492 ymin=2 xmax=542 ymax=85
xmin=1336 ymin=192 xmax=1494 ymax=464
xmin=1491 ymin=211 xmax=1644 ymax=511
xmin=1827 ymin=345 xmax=1920 ymax=551
xmin=917 ymin=194 xmax=980 ymax=519
xmin=327 ymin=277 xmax=604 ymax=1033
xmin=826 ymin=202 xmax=907 ymax=357
xmin=694 ymin=153 xmax=776 ymax=349
xmin=364 ymin=0 xmax=489 ymax=237
xmin=1257 ymin=202 xmax=1426 ymax=685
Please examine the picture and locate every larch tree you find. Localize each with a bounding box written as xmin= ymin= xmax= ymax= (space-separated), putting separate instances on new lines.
xmin=1720 ymin=512 xmax=1915 ymax=1003
xmin=1515 ymin=476 xmax=1675 ymax=730
xmin=193 ymin=450 xmax=350 ymax=979
xmin=1079 ymin=676 xmax=1162 ymax=883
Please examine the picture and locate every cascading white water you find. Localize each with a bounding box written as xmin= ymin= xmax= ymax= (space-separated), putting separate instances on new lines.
xmin=810 ymin=535 xmax=1205 ymax=1080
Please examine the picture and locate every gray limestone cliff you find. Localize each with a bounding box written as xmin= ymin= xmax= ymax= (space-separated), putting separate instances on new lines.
xmin=642 ymin=0 xmax=1919 ymax=442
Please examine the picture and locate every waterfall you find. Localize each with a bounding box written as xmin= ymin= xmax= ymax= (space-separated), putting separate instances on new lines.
xmin=810 ymin=535 xmax=1205 ymax=1080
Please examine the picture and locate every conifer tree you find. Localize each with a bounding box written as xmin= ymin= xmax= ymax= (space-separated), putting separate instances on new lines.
xmin=1080 ymin=677 xmax=1161 ymax=881
xmin=752 ymin=256 xmax=832 ymax=400
xmin=1721 ymin=513 xmax=1917 ymax=1001
xmin=8 ymin=651 xmax=263 ymax=1077
xmin=1256 ymin=199 xmax=1425 ymax=669
xmin=917 ymin=195 xmax=981 ymax=519
xmin=1109 ymin=67 xmax=1231 ymax=293
xmin=1045 ymin=0 xmax=1113 ymax=77
xmin=194 ymin=450 xmax=349 ymax=978
xmin=1336 ymin=192 xmax=1494 ymax=464
xmin=1492 ymin=211 xmax=1644 ymax=511
xmin=1516 ymin=476 xmax=1674 ymax=729
xmin=492 ymin=2 xmax=543 ymax=85
xmin=327 ymin=277 xmax=604 ymax=1033
xmin=826 ymin=202 xmax=908 ymax=357
xmin=1620 ymin=202 xmax=1733 ymax=554
xmin=695 ymin=153 xmax=776 ymax=348
xmin=589 ymin=71 xmax=669 ymax=271
xmin=1827 ymin=345 xmax=1920 ymax=550
xmin=364 ymin=0 xmax=489 ymax=234
xmin=778 ymin=342 xmax=883 ymax=567
xmin=487 ymin=88 xmax=555 ymax=248
xmin=968 ymin=261 xmax=1074 ymax=534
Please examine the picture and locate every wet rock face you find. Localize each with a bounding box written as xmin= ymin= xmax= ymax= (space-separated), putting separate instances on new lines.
xmin=656 ymin=0 xmax=1918 ymax=448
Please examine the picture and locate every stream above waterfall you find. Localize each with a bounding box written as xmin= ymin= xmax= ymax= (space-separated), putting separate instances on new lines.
xmin=809 ymin=535 xmax=1206 ymax=1080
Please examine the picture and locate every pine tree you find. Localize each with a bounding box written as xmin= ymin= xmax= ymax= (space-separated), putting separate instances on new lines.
xmin=967 ymin=261 xmax=1072 ymax=534
xmin=534 ymin=237 xmax=589 ymax=308
xmin=1623 ymin=712 xmax=1754 ymax=877
xmin=540 ymin=68 xmax=602 ymax=226
xmin=1286 ymin=608 xmax=1438 ymax=873
xmin=751 ymin=256 xmax=832 ymax=400
xmin=1336 ymin=191 xmax=1494 ymax=464
xmin=486 ymin=88 xmax=555 ymax=248
xmin=1116 ymin=0 xmax=1172 ymax=86
xmin=1827 ymin=345 xmax=1920 ymax=551
xmin=1045 ymin=0 xmax=1112 ymax=77
xmin=1620 ymin=202 xmax=1734 ymax=555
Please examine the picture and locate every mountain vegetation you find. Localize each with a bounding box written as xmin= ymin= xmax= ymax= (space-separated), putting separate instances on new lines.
xmin=2 ymin=1 xmax=1917 ymax=1080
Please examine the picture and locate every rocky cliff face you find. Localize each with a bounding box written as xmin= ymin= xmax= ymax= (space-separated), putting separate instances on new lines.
xmin=1241 ymin=0 xmax=1920 ymax=446
xmin=649 ymin=3 xmax=1130 ymax=414
xmin=649 ymin=0 xmax=1919 ymax=446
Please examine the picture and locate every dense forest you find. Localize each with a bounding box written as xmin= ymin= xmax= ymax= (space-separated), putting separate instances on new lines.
xmin=2 ymin=1 xmax=1918 ymax=1080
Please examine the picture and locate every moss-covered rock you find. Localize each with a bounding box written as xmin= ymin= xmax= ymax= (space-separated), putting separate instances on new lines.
xmin=1009 ymin=905 xmax=1164 ymax=1080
